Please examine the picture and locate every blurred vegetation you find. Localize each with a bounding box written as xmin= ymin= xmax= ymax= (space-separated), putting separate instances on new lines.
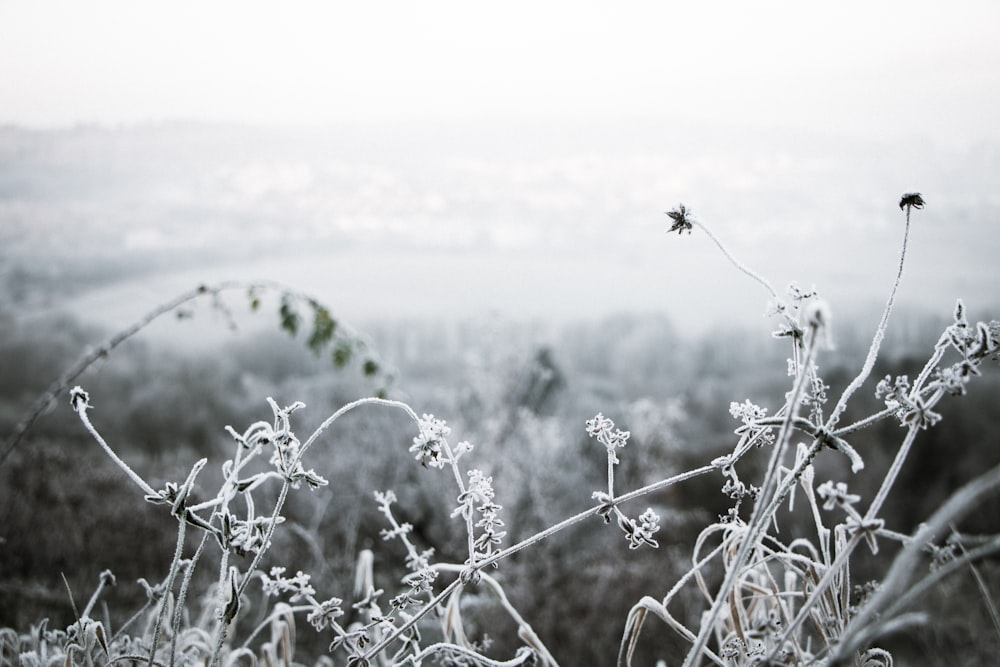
xmin=1 ymin=300 xmax=999 ymax=664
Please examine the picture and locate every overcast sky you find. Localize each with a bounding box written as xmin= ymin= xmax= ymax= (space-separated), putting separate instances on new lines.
xmin=2 ymin=2 xmax=1000 ymax=147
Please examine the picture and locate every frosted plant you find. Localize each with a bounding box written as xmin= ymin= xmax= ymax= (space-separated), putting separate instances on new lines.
xmin=6 ymin=191 xmax=1000 ymax=667
xmin=615 ymin=195 xmax=1000 ymax=666
xmin=588 ymin=413 xmax=661 ymax=550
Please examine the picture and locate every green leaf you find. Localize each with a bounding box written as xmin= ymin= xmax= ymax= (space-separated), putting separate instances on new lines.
xmin=332 ymin=340 xmax=353 ymax=368
xmin=279 ymin=295 xmax=300 ymax=337
xmin=307 ymin=305 xmax=337 ymax=354
xmin=247 ymin=287 xmax=261 ymax=312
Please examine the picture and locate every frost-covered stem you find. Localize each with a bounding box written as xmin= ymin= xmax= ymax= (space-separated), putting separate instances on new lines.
xmin=607 ymin=449 xmax=616 ymax=499
xmin=683 ymin=326 xmax=818 ymax=667
xmin=863 ymin=421 xmax=923 ymax=522
xmin=441 ymin=439 xmax=469 ymax=497
xmin=299 ymin=397 xmax=421 ymax=455
xmin=205 ymin=479 xmax=236 ymax=664
xmin=619 ymin=464 xmax=717 ymax=506
xmin=237 ymin=483 xmax=292 ymax=601
xmin=213 ymin=539 xmax=232 ymax=646
xmin=830 ymin=462 xmax=1000 ymax=664
xmin=752 ymin=329 xmax=819 ymax=530
xmin=149 ymin=519 xmax=187 ymax=667
xmin=476 ymin=464 xmax=716 ymax=571
xmin=324 ymin=614 xmax=358 ymax=657
xmin=72 ymin=392 xmax=157 ymax=498
xmin=832 ymin=407 xmax=897 ymax=437
xmin=465 ymin=516 xmax=478 ymax=568
xmin=912 ymin=335 xmax=950 ymax=394
xmin=692 ymin=220 xmax=779 ymax=300
xmin=206 ymin=478 xmax=294 ymax=667
xmin=80 ymin=572 xmax=111 ymax=621
xmin=477 ymin=507 xmax=590 ymax=569
xmin=208 ymin=607 xmax=230 ymax=667
xmin=360 ymin=578 xmax=464 ymax=662
xmin=439 ymin=438 xmax=476 ymax=565
xmin=208 ymin=564 xmax=235 ymax=667
xmin=826 ymin=205 xmax=912 ymax=430
xmin=169 ymin=532 xmax=208 ymax=667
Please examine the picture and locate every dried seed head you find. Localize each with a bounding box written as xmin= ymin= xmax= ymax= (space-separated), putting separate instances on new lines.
xmin=898 ymin=192 xmax=925 ymax=211
xmin=666 ymin=204 xmax=695 ymax=234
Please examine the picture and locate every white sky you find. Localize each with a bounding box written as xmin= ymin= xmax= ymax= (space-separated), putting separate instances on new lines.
xmin=2 ymin=1 xmax=1000 ymax=145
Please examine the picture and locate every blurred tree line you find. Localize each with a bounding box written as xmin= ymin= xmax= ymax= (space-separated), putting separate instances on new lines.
xmin=1 ymin=302 xmax=998 ymax=664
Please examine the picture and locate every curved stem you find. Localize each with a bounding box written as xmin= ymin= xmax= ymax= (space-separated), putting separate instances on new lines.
xmin=826 ymin=206 xmax=912 ymax=430
xmin=73 ymin=397 xmax=157 ymax=498
xmin=863 ymin=423 xmax=921 ymax=522
xmin=2 ymin=279 xmax=378 ymax=468
xmin=299 ymin=397 xmax=421 ymax=456
xmin=4 ymin=281 xmax=249 ymax=466
xmin=693 ymin=220 xmax=779 ymax=300
xmin=169 ymin=532 xmax=208 ymax=667
xmin=149 ymin=520 xmax=187 ymax=667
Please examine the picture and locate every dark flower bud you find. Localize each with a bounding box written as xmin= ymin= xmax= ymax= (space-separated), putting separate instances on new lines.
xmin=898 ymin=192 xmax=925 ymax=211
xmin=666 ymin=204 xmax=695 ymax=234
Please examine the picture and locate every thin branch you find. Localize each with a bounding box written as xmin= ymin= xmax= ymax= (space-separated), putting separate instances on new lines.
xmin=1 ymin=280 xmax=344 ymax=467
xmin=692 ymin=220 xmax=779 ymax=301
xmin=826 ymin=202 xmax=913 ymax=430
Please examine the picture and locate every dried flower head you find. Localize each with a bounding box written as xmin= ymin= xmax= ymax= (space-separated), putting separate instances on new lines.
xmin=898 ymin=192 xmax=925 ymax=211
xmin=666 ymin=204 xmax=694 ymax=234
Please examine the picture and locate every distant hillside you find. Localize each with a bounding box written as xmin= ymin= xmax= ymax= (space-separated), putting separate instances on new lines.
xmin=2 ymin=121 xmax=998 ymax=334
